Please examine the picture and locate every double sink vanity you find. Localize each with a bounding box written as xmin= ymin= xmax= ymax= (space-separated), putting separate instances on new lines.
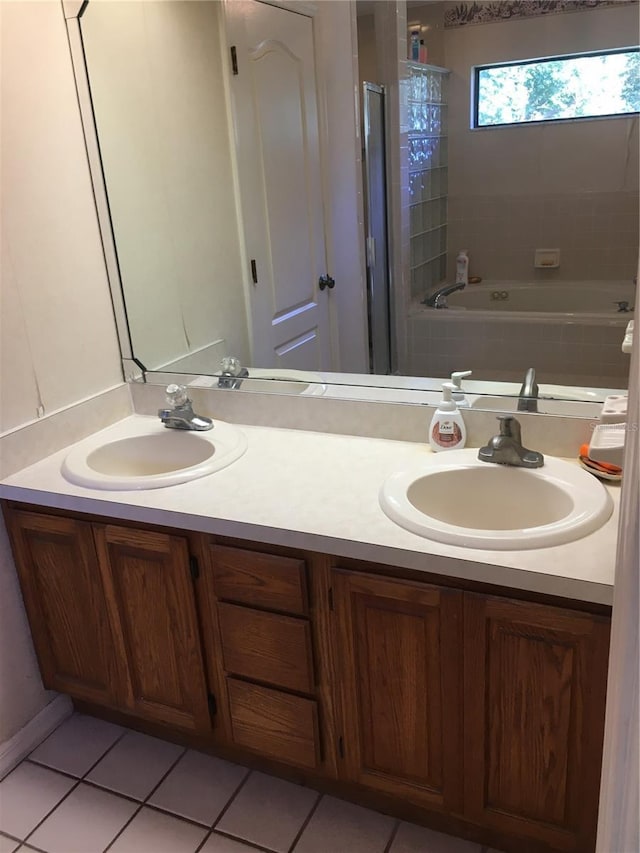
xmin=1 ymin=389 xmax=618 ymax=853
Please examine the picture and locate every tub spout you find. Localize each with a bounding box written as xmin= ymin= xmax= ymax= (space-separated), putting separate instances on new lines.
xmin=423 ymin=281 xmax=466 ymax=309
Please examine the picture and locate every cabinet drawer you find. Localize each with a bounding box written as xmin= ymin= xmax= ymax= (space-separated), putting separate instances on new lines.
xmin=227 ymin=678 xmax=320 ymax=770
xmin=211 ymin=545 xmax=308 ymax=616
xmin=218 ymin=603 xmax=315 ymax=694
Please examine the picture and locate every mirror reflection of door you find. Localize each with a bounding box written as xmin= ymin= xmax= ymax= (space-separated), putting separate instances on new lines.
xmin=225 ymin=0 xmax=333 ymax=371
xmin=362 ymin=83 xmax=392 ymax=375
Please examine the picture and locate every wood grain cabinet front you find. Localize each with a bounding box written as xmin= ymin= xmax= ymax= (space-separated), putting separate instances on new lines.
xmin=93 ymin=524 xmax=212 ymax=733
xmin=4 ymin=507 xmax=212 ymax=734
xmin=331 ymin=569 xmax=465 ymax=814
xmin=4 ymin=510 xmax=128 ymax=708
xmin=217 ymin=602 xmax=315 ymax=694
xmin=463 ymin=593 xmax=610 ymax=853
xmin=4 ymin=504 xmax=611 ymax=853
xmin=209 ymin=543 xmax=309 ymax=615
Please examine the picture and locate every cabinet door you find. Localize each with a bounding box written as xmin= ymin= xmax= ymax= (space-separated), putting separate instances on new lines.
xmin=94 ymin=525 xmax=211 ymax=733
xmin=463 ymin=593 xmax=610 ymax=852
xmin=5 ymin=510 xmax=126 ymax=706
xmin=333 ymin=570 xmax=464 ymax=812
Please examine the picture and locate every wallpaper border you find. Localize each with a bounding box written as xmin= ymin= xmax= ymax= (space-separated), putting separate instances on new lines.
xmin=444 ymin=1 xmax=638 ymax=29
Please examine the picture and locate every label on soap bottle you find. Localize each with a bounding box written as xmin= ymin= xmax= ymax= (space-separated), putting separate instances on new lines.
xmin=432 ymin=420 xmax=462 ymax=447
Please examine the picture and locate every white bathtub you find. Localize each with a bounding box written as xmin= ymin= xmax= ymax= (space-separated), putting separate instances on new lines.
xmin=409 ymin=280 xmax=634 ymax=387
xmin=444 ymin=280 xmax=635 ymax=317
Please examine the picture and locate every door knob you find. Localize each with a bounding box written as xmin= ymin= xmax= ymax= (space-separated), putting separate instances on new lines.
xmin=319 ymin=274 xmax=335 ymax=291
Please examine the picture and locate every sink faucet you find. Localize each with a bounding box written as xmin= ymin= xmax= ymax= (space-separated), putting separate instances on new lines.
xmin=158 ymin=384 xmax=213 ymax=431
xmin=218 ymin=356 xmax=250 ymax=389
xmin=478 ymin=415 xmax=544 ymax=468
xmin=517 ymin=367 xmax=539 ymax=413
xmin=423 ymin=281 xmax=466 ymax=309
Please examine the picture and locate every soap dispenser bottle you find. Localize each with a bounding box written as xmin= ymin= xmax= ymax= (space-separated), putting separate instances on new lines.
xmin=429 ymin=382 xmax=467 ymax=451
xmin=450 ymin=370 xmax=472 ymax=407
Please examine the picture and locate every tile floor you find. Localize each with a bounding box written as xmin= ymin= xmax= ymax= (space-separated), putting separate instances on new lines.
xmin=0 ymin=714 xmax=502 ymax=853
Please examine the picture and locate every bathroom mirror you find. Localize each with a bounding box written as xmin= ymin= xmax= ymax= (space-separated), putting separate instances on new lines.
xmin=66 ymin=0 xmax=638 ymax=411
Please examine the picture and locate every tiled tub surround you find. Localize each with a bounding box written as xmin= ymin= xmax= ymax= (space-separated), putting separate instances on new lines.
xmin=408 ymin=281 xmax=633 ymax=385
xmin=0 ymin=713 xmax=495 ymax=853
xmin=447 ymin=191 xmax=639 ymax=285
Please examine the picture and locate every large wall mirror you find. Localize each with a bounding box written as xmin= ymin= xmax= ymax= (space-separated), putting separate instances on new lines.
xmin=66 ymin=0 xmax=638 ymax=414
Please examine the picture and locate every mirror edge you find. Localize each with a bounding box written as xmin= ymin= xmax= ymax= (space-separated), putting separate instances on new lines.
xmin=65 ymin=2 xmax=135 ymax=370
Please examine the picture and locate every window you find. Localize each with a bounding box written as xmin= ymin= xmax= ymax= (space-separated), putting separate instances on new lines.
xmin=474 ymin=48 xmax=640 ymax=128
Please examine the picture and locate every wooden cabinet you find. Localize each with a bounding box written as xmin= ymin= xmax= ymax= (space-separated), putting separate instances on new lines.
xmin=3 ymin=502 xmax=611 ymax=852
xmin=93 ymin=525 xmax=211 ymax=733
xmin=463 ymin=593 xmax=610 ymax=852
xmin=332 ymin=570 xmax=464 ymax=814
xmin=202 ymin=541 xmax=324 ymax=771
xmin=5 ymin=508 xmax=212 ymax=734
xmin=6 ymin=511 xmax=128 ymax=708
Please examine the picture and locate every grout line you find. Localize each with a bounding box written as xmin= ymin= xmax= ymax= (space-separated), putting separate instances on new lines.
xmin=137 ymin=801 xmax=213 ymax=830
xmin=102 ymin=744 xmax=188 ymax=852
xmin=193 ymin=829 xmax=213 ymax=853
xmin=24 ymin=758 xmax=82 ymax=783
xmin=383 ymin=819 xmax=401 ymax=853
xmin=206 ymin=828 xmax=284 ymax=853
xmin=20 ymin=776 xmax=84 ymax=848
xmin=143 ymin=747 xmax=188 ymax=805
xmin=287 ymin=791 xmax=322 ymax=852
xmin=193 ymin=763 xmax=253 ymax=853
xmin=100 ymin=802 xmax=145 ymax=853
xmin=16 ymin=719 xmax=131 ymax=848
xmin=209 ymin=766 xmax=253 ymax=831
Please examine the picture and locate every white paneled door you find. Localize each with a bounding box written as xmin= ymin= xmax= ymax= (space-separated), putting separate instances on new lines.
xmin=225 ymin=0 xmax=333 ymax=371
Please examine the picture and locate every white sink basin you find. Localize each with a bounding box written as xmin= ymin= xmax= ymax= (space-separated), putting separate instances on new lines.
xmin=380 ymin=449 xmax=613 ymax=550
xmin=62 ymin=416 xmax=247 ymax=490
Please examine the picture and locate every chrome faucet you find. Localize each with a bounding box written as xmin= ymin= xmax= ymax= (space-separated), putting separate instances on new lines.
xmin=423 ymin=281 xmax=466 ymax=309
xmin=517 ymin=367 xmax=539 ymax=413
xmin=158 ymin=384 xmax=213 ymax=431
xmin=217 ymin=357 xmax=249 ymax=390
xmin=478 ymin=415 xmax=544 ymax=468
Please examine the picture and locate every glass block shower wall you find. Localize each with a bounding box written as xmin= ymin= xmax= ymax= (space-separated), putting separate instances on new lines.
xmin=407 ymin=62 xmax=450 ymax=302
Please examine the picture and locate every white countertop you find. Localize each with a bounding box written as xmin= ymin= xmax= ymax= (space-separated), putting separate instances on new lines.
xmin=0 ymin=416 xmax=619 ymax=606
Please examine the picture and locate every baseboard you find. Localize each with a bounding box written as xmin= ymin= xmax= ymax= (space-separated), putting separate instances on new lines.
xmin=0 ymin=695 xmax=73 ymax=779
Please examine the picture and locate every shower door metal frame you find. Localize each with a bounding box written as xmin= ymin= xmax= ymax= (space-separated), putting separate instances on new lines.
xmin=362 ymin=82 xmax=393 ymax=375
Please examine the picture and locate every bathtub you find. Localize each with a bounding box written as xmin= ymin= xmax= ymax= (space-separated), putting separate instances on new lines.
xmin=443 ymin=280 xmax=635 ymax=316
xmin=408 ymin=280 xmax=634 ymax=387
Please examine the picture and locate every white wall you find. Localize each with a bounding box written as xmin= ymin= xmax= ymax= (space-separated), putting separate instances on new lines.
xmin=0 ymin=0 xmax=123 ymax=744
xmin=81 ymin=0 xmax=250 ymax=372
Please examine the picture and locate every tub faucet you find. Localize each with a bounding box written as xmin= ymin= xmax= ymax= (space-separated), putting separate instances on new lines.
xmin=423 ymin=282 xmax=465 ymax=309
xmin=158 ymin=384 xmax=213 ymax=430
xmin=478 ymin=415 xmax=544 ymax=468
xmin=517 ymin=367 xmax=539 ymax=413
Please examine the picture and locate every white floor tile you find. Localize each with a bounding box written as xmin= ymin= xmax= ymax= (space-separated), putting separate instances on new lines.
xmin=148 ymin=750 xmax=248 ymax=826
xmin=390 ymin=822 xmax=483 ymax=853
xmin=86 ymin=730 xmax=184 ymax=800
xmin=108 ymin=807 xmax=207 ymax=853
xmin=216 ymin=771 xmax=318 ymax=853
xmin=27 ymin=783 xmax=137 ymax=853
xmin=293 ymin=795 xmax=395 ymax=853
xmin=0 ymin=834 xmax=20 ymax=853
xmin=0 ymin=763 xmax=74 ymax=840
xmin=201 ymin=834 xmax=262 ymax=853
xmin=29 ymin=713 xmax=123 ymax=778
